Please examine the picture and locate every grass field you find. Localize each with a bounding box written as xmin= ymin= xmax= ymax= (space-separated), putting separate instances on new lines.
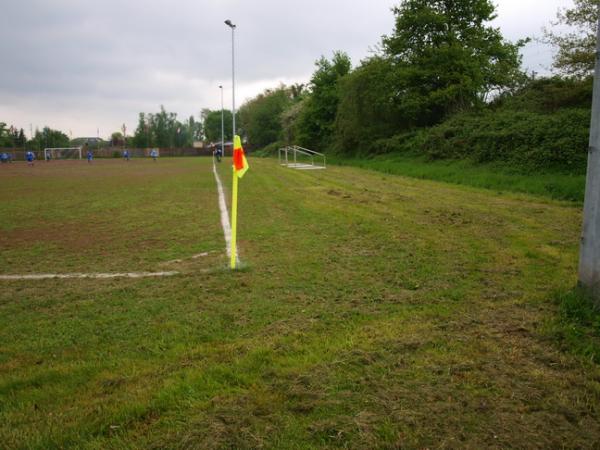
xmin=329 ymin=154 xmax=586 ymax=202
xmin=1 ymin=157 xmax=599 ymax=449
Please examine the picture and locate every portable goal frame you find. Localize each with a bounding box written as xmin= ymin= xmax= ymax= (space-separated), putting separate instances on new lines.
xmin=278 ymin=145 xmax=326 ymax=170
xmin=43 ymin=147 xmax=83 ymax=160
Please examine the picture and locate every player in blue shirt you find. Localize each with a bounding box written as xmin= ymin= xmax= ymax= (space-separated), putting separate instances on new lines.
xmin=87 ymin=150 xmax=93 ymax=163
xmin=150 ymin=149 xmax=158 ymax=162
xmin=123 ymin=149 xmax=130 ymax=161
xmin=1 ymin=152 xmax=9 ymax=163
xmin=26 ymin=151 xmax=35 ymax=166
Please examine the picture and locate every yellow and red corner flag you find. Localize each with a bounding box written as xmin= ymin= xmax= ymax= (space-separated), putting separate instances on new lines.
xmin=232 ymin=135 xmax=249 ymax=178
xmin=230 ymin=135 xmax=248 ymax=269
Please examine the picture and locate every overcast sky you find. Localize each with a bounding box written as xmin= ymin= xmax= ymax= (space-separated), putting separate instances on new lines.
xmin=0 ymin=0 xmax=572 ymax=138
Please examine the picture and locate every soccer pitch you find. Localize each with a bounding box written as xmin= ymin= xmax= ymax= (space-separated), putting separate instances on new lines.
xmin=1 ymin=157 xmax=598 ymax=448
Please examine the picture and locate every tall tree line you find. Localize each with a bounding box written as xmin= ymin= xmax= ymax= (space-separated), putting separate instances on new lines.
xmin=131 ymin=106 xmax=204 ymax=148
xmin=235 ymin=0 xmax=595 ymax=163
xmin=0 ymin=123 xmax=27 ymax=147
xmin=0 ymin=123 xmax=69 ymax=149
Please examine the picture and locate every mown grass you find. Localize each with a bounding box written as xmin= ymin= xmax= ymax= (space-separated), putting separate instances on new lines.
xmin=1 ymin=157 xmax=599 ymax=449
xmin=328 ymin=154 xmax=586 ymax=202
xmin=546 ymin=288 xmax=600 ymax=364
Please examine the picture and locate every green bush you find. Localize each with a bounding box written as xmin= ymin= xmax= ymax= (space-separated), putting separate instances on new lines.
xmin=377 ymin=108 xmax=590 ymax=174
xmin=493 ymin=76 xmax=593 ymax=113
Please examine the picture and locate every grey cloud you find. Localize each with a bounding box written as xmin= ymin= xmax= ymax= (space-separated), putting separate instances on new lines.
xmin=0 ymin=0 xmax=563 ymax=136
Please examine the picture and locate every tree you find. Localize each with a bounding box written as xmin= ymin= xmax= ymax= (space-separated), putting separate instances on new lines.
xmin=111 ymin=132 xmax=124 ymax=147
xmin=544 ymin=0 xmax=600 ymax=78
xmin=203 ymin=109 xmax=233 ymax=142
xmin=238 ymin=85 xmax=294 ymax=148
xmin=17 ymin=129 xmax=26 ymax=147
xmin=281 ymin=99 xmax=306 ymax=146
xmin=333 ymin=56 xmax=401 ymax=154
xmin=132 ymin=113 xmax=150 ymax=148
xmin=296 ymin=51 xmax=352 ymax=150
xmin=0 ymin=122 xmax=10 ymax=147
xmin=187 ymin=115 xmax=203 ymax=144
xmin=29 ymin=127 xmax=69 ymax=149
xmin=382 ymin=0 xmax=525 ymax=126
xmin=131 ymin=108 xmax=201 ymax=148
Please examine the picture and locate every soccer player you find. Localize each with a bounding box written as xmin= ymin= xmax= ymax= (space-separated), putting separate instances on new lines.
xmin=123 ymin=149 xmax=130 ymax=161
xmin=150 ymin=149 xmax=158 ymax=162
xmin=1 ymin=152 xmax=9 ymax=164
xmin=86 ymin=149 xmax=93 ymax=163
xmin=215 ymin=144 xmax=223 ymax=163
xmin=26 ymin=150 xmax=35 ymax=166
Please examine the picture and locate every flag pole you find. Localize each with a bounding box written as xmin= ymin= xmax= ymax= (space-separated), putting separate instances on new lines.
xmin=230 ymin=168 xmax=239 ymax=269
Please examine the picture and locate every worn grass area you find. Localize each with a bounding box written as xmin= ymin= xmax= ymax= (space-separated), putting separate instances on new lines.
xmin=329 ymin=154 xmax=586 ymax=202
xmin=1 ymin=157 xmax=599 ymax=449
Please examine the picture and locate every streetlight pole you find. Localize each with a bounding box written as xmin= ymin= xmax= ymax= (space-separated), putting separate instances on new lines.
xmin=225 ymin=19 xmax=236 ymax=138
xmin=219 ymin=84 xmax=224 ymax=158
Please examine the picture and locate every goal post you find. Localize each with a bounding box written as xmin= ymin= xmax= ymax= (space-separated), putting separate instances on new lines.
xmin=44 ymin=147 xmax=82 ymax=160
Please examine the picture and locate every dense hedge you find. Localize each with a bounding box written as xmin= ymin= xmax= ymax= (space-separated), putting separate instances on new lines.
xmin=375 ymin=108 xmax=590 ymax=174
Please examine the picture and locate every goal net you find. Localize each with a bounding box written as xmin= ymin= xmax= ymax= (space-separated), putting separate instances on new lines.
xmin=44 ymin=147 xmax=82 ymax=160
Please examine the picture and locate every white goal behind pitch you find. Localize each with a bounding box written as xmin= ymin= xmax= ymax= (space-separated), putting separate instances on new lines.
xmin=44 ymin=147 xmax=82 ymax=160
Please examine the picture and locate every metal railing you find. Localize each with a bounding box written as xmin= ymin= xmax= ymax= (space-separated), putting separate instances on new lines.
xmin=278 ymin=145 xmax=326 ymax=170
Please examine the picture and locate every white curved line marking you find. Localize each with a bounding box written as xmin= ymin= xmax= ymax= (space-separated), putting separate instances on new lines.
xmin=212 ymin=157 xmax=238 ymax=264
xmin=0 ymin=271 xmax=179 ymax=280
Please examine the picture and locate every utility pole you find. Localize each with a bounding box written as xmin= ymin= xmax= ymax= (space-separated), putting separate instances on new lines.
xmin=579 ymin=6 xmax=600 ymax=303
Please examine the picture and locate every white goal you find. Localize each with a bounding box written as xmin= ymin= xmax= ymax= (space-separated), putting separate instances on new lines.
xmin=44 ymin=147 xmax=82 ymax=160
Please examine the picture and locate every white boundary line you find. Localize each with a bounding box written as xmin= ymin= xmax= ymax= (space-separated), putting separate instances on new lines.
xmin=212 ymin=157 xmax=239 ymax=265
xmin=0 ymin=159 xmax=233 ymax=281
xmin=161 ymin=251 xmax=212 ymax=265
xmin=0 ymin=271 xmax=179 ymax=280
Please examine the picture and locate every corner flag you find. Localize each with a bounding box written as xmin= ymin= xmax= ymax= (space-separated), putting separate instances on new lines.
xmin=232 ymin=135 xmax=249 ymax=178
xmin=230 ymin=135 xmax=248 ymax=269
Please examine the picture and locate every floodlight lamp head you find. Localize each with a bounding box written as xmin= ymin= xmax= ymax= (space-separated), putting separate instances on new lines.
xmin=224 ymin=19 xmax=236 ymax=28
xmin=219 ymin=85 xmax=223 ymax=89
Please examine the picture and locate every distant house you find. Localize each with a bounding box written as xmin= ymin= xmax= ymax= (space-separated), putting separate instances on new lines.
xmin=72 ymin=137 xmax=105 ymax=148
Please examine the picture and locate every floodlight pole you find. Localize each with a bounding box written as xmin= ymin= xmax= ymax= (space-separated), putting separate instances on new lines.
xmin=225 ymin=19 xmax=236 ymax=137
xmin=225 ymin=19 xmax=240 ymax=270
xmin=219 ymin=85 xmax=225 ymax=156
xmin=579 ymin=6 xmax=600 ymax=303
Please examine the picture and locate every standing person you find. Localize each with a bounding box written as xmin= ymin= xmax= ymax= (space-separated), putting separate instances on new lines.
xmin=215 ymin=144 xmax=222 ymax=163
xmin=123 ymin=149 xmax=130 ymax=161
xmin=26 ymin=150 xmax=35 ymax=166
xmin=150 ymin=149 xmax=158 ymax=162
xmin=83 ymin=142 xmax=92 ymax=163
xmin=1 ymin=152 xmax=8 ymax=164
